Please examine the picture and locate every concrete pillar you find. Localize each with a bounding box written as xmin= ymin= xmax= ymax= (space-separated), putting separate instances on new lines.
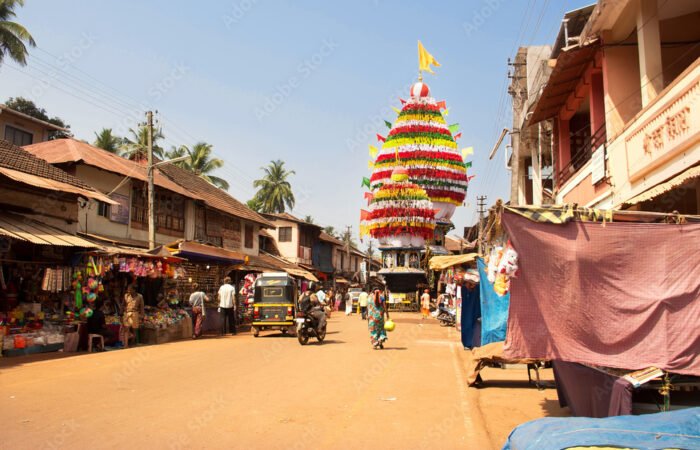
xmin=531 ymin=125 xmax=543 ymax=206
xmin=589 ymin=72 xmax=606 ymax=145
xmin=510 ymin=131 xmax=521 ymax=205
xmin=637 ymin=0 xmax=664 ymax=106
xmin=557 ymin=116 xmax=571 ymax=183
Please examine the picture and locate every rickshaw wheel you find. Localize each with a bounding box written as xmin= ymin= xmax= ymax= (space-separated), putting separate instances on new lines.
xmin=252 ymin=327 xmax=259 ymax=337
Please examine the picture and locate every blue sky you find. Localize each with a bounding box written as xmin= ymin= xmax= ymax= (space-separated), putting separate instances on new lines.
xmin=0 ymin=0 xmax=593 ymax=240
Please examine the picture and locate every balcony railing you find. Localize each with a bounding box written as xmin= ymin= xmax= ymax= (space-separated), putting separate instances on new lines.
xmin=557 ymin=124 xmax=606 ymax=186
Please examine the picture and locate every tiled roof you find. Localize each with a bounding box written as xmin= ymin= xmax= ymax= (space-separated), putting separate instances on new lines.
xmin=262 ymin=212 xmax=322 ymax=228
xmin=0 ymin=139 xmax=98 ymax=192
xmin=156 ymin=162 xmax=273 ymax=228
xmin=23 ymin=138 xmax=195 ymax=199
xmin=319 ymin=231 xmax=344 ymax=246
xmin=24 ymin=139 xmax=271 ymax=227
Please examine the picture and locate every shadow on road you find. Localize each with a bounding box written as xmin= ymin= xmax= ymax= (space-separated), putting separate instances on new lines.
xmin=380 ymin=347 xmax=407 ymax=351
xmin=314 ymin=339 xmax=345 ymax=345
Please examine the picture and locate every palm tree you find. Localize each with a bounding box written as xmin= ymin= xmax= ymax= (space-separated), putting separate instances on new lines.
xmin=252 ymin=160 xmax=295 ymax=214
xmin=0 ymin=0 xmax=35 ymax=66
xmin=120 ymin=125 xmax=165 ymax=160
xmin=304 ymin=215 xmax=315 ymax=224
xmin=246 ymin=198 xmax=262 ymax=212
xmin=93 ymin=128 xmax=122 ymax=153
xmin=168 ymin=142 xmax=229 ymax=190
xmin=323 ymin=226 xmax=337 ymax=237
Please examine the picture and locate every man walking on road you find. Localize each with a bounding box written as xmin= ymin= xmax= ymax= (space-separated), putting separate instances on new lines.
xmin=359 ymin=290 xmax=369 ymax=320
xmin=218 ymin=277 xmax=236 ymax=335
xmin=189 ymin=284 xmax=208 ymax=339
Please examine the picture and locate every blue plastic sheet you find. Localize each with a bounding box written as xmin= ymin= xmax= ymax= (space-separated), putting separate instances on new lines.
xmin=503 ymin=408 xmax=700 ymax=450
xmin=477 ymin=258 xmax=509 ymax=345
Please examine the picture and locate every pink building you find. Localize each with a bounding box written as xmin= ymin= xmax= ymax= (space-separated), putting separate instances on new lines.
xmin=514 ymin=0 xmax=700 ymax=213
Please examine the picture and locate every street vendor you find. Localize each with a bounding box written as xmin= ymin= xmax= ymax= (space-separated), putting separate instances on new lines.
xmin=121 ymin=285 xmax=144 ymax=349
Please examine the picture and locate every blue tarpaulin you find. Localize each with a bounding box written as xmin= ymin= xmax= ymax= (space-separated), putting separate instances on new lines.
xmin=503 ymin=408 xmax=700 ymax=450
xmin=477 ymin=258 xmax=509 ymax=345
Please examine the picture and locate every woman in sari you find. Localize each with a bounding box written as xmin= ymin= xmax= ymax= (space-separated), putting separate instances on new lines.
xmin=367 ymin=289 xmax=389 ymax=349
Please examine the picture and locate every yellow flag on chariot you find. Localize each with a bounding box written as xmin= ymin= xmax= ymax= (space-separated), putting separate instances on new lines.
xmin=418 ymin=41 xmax=440 ymax=74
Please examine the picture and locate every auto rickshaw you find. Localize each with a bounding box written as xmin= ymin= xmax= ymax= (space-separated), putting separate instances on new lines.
xmin=251 ymin=272 xmax=297 ymax=337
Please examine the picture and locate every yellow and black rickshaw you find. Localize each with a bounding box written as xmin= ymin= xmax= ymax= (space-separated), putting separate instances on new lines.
xmin=251 ymin=272 xmax=297 ymax=337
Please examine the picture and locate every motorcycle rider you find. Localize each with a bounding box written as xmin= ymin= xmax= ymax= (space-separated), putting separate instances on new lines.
xmin=300 ymin=291 xmax=326 ymax=333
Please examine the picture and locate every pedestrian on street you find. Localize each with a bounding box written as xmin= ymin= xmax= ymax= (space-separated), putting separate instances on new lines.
xmin=335 ymin=289 xmax=343 ymax=312
xmin=420 ymin=289 xmax=431 ymax=320
xmin=344 ymin=290 xmax=353 ymax=316
xmin=120 ymin=285 xmax=144 ymax=348
xmin=218 ymin=276 xmax=236 ymax=336
xmin=368 ymin=289 xmax=389 ymax=349
xmin=359 ymin=290 xmax=369 ymax=320
xmin=189 ymin=283 xmax=208 ymax=339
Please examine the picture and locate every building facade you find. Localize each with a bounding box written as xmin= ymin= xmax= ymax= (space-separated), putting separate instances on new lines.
xmin=521 ymin=0 xmax=700 ymax=213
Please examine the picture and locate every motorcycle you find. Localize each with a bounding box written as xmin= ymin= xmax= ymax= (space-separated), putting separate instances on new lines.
xmin=295 ymin=310 xmax=327 ymax=345
xmin=436 ymin=303 xmax=456 ymax=327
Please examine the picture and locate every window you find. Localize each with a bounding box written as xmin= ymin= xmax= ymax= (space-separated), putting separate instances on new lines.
xmin=131 ymin=185 xmax=185 ymax=232
xmin=245 ymin=224 xmax=254 ymax=249
xmin=96 ymin=201 xmax=110 ymax=218
xmin=278 ymin=226 xmax=292 ymax=242
xmin=4 ymin=125 xmax=33 ymax=146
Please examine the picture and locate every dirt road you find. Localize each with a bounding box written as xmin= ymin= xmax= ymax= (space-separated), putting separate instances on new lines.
xmin=0 ymin=313 xmax=563 ymax=449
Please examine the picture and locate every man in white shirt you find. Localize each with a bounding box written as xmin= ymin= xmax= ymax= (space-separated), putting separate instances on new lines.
xmin=218 ymin=277 xmax=237 ymax=335
xmin=316 ymin=288 xmax=326 ymax=306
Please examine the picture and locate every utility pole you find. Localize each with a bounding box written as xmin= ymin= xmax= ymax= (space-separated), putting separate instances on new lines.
xmin=344 ymin=225 xmax=352 ymax=274
xmin=365 ymin=240 xmax=374 ymax=290
xmin=477 ymin=195 xmax=487 ymax=255
xmin=147 ymin=111 xmax=156 ymax=250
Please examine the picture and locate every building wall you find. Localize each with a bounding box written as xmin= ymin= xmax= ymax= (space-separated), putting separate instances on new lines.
xmin=601 ymin=39 xmax=642 ymax=140
xmin=266 ymin=218 xmax=299 ymax=262
xmin=0 ymin=111 xmax=53 ymax=145
xmin=0 ymin=182 xmax=78 ymax=233
xmin=608 ymin=61 xmax=700 ymax=208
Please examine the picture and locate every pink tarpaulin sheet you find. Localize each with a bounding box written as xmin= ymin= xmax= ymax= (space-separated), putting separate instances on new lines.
xmin=502 ymin=211 xmax=700 ymax=375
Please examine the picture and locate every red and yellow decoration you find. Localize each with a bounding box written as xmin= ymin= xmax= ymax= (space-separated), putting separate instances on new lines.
xmin=368 ymin=81 xmax=469 ymax=220
xmin=362 ymin=168 xmax=436 ymax=245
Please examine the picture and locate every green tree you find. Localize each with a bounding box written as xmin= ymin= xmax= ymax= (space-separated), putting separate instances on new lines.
xmin=93 ymin=128 xmax=122 ymax=153
xmin=4 ymin=97 xmax=71 ymax=139
xmin=323 ymin=226 xmax=337 ymax=237
xmin=252 ymin=159 xmax=295 ymax=214
xmin=303 ymin=215 xmax=315 ymax=224
xmin=340 ymin=228 xmax=357 ymax=249
xmin=121 ymin=125 xmax=164 ymax=160
xmin=247 ymin=197 xmax=262 ymax=212
xmin=0 ymin=0 xmax=35 ymax=66
xmin=166 ymin=142 xmax=229 ymax=190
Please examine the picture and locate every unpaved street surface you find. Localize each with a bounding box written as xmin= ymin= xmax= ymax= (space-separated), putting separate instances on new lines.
xmin=0 ymin=313 xmax=564 ymax=449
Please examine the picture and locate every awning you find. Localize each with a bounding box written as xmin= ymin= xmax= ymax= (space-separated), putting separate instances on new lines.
xmin=285 ymin=268 xmax=319 ymax=282
xmin=166 ymin=240 xmax=246 ymax=265
xmin=335 ymin=277 xmax=349 ymax=284
xmin=624 ymin=165 xmax=700 ymax=206
xmin=0 ymin=166 xmax=117 ymax=205
xmin=429 ymin=253 xmax=479 ymax=270
xmin=529 ymin=40 xmax=600 ymax=125
xmin=0 ymin=212 xmax=98 ymax=247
